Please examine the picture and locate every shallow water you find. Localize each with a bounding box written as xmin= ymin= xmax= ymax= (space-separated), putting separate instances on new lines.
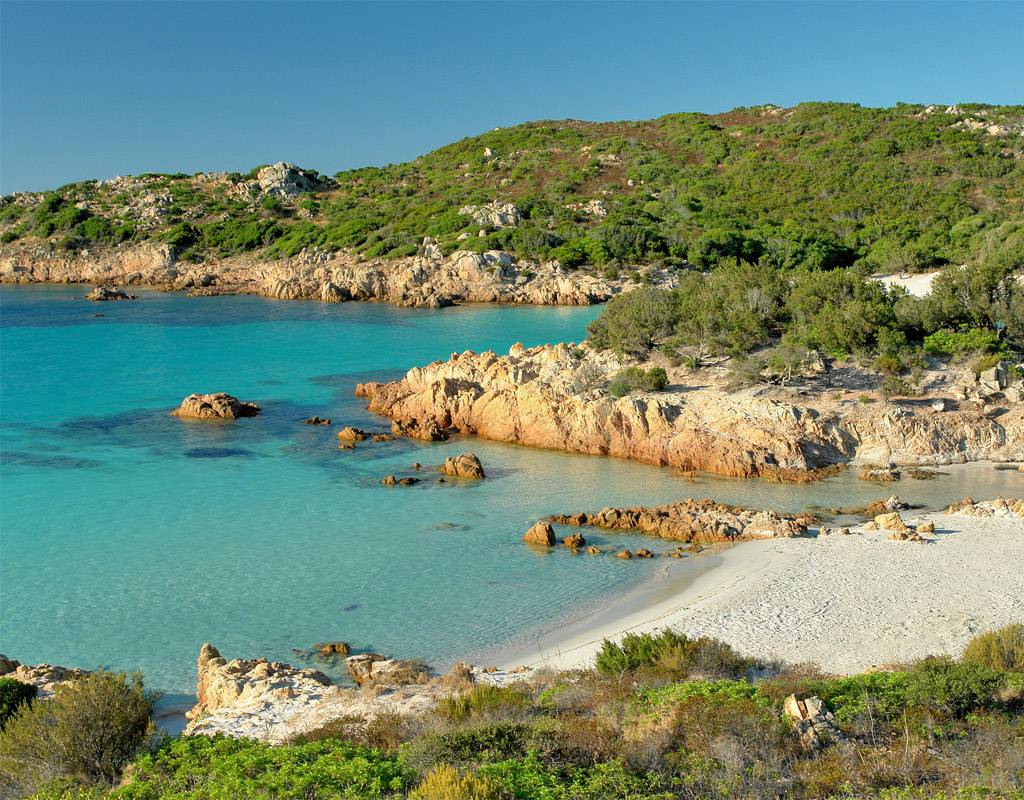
xmin=1 ymin=286 xmax=1020 ymax=702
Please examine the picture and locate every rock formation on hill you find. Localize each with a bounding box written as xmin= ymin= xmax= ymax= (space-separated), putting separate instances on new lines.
xmin=171 ymin=392 xmax=261 ymax=420
xmin=357 ymin=343 xmax=1024 ymax=481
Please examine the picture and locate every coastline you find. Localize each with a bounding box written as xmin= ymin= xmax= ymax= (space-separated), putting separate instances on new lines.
xmin=498 ymin=500 xmax=1024 ymax=675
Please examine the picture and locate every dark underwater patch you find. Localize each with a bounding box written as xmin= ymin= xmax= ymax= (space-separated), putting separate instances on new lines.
xmin=0 ymin=450 xmax=105 ymax=469
xmin=184 ymin=447 xmax=255 ymax=459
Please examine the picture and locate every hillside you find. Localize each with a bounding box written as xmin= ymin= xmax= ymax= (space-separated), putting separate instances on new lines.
xmin=2 ymin=102 xmax=1023 ymax=272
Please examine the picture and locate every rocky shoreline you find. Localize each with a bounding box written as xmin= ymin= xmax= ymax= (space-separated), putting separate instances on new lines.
xmin=356 ymin=342 xmax=1024 ymax=481
xmin=0 ymin=240 xmax=668 ymax=309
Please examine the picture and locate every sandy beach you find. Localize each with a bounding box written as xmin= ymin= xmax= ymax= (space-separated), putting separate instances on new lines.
xmin=506 ymin=504 xmax=1024 ymax=674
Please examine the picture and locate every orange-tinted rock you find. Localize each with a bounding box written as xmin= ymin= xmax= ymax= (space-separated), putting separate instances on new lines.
xmin=523 ymin=522 xmax=556 ymax=546
xmin=562 ymin=532 xmax=586 ymax=548
xmin=172 ymin=393 xmax=260 ymax=420
xmin=550 ymin=498 xmax=807 ymax=544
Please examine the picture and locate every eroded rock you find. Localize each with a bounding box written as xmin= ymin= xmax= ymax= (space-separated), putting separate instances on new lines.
xmin=171 ymin=393 xmax=260 ymax=420
xmin=440 ymin=452 xmax=485 ymax=479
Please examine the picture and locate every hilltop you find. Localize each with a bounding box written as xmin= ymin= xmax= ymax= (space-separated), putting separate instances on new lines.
xmin=2 ymin=102 xmax=1023 ymax=273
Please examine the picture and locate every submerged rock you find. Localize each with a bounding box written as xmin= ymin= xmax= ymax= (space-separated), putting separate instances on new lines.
xmin=171 ymin=392 xmax=260 ymax=420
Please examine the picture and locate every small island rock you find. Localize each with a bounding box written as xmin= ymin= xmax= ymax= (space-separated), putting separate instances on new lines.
xmin=171 ymin=393 xmax=260 ymax=420
xmin=440 ymin=452 xmax=485 ymax=479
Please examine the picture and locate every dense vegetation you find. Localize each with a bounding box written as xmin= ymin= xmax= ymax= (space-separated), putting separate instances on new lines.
xmin=2 ymin=103 xmax=1023 ymax=273
xmin=3 ymin=626 xmax=1023 ymax=799
xmin=585 ymin=219 xmax=1022 ymax=391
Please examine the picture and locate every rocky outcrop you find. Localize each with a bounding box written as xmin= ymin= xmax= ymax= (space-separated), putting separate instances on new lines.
xmin=1 ymin=241 xmax=657 ymax=309
xmin=945 ymin=497 xmax=1024 ymax=519
xmin=183 ymin=644 xmax=532 ymax=743
xmin=358 ymin=343 xmax=1024 ymax=480
xmin=256 ymin=163 xmax=331 ymax=198
xmin=0 ymin=656 xmax=88 ymax=699
xmin=85 ymin=285 xmax=135 ymax=301
xmin=440 ymin=452 xmax=485 ymax=479
xmin=186 ymin=643 xmax=332 ymax=724
xmin=458 ymin=201 xmax=522 ymax=228
xmin=171 ymin=393 xmax=261 ymax=420
xmin=550 ymin=498 xmax=808 ymax=543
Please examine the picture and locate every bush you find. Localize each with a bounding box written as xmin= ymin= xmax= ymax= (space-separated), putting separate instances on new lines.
xmin=110 ymin=735 xmax=413 ymax=798
xmin=595 ymin=630 xmax=753 ymax=678
xmin=408 ymin=764 xmax=497 ymax=800
xmin=0 ymin=671 xmax=155 ymax=796
xmin=923 ymin=327 xmax=1000 ymax=357
xmin=607 ymin=366 xmax=668 ymax=398
xmin=404 ymin=723 xmax=531 ymax=772
xmin=436 ymin=685 xmax=533 ymax=722
xmin=0 ymin=678 xmax=37 ymax=730
xmin=962 ymin=623 xmax=1024 ymax=671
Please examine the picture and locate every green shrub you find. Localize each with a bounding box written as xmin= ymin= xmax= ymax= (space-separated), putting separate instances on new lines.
xmin=595 ymin=630 xmax=752 ymax=677
xmin=436 ymin=685 xmax=533 ymax=722
xmin=403 ymin=723 xmax=531 ymax=771
xmin=607 ymin=366 xmax=668 ymax=398
xmin=0 ymin=671 xmax=155 ymax=796
xmin=962 ymin=623 xmax=1024 ymax=671
xmin=110 ymin=735 xmax=412 ymax=798
xmin=923 ymin=327 xmax=1000 ymax=357
xmin=0 ymin=678 xmax=37 ymax=730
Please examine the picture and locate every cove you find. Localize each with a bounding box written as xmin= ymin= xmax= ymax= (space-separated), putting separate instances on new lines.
xmin=1 ymin=286 xmax=1020 ymax=703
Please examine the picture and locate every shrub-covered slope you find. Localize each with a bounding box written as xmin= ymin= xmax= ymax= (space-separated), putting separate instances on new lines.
xmin=3 ymin=102 xmax=1023 ymax=271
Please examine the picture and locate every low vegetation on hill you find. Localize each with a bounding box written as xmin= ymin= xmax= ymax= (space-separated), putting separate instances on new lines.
xmin=2 ymin=103 xmax=1023 ymax=274
xmin=2 ymin=625 xmax=1023 ymax=799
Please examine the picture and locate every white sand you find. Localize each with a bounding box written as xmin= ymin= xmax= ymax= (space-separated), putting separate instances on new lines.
xmin=874 ymin=271 xmax=940 ymax=297
xmin=513 ymin=511 xmax=1024 ymax=674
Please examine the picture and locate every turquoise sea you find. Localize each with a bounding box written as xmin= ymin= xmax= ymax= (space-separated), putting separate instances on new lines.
xmin=2 ymin=286 xmax=1020 ymax=707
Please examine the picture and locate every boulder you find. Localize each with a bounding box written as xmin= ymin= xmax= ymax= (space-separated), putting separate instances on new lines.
xmin=314 ymin=642 xmax=351 ymax=657
xmin=857 ymin=464 xmax=900 ymax=482
xmin=171 ymin=393 xmax=260 ymax=420
xmin=345 ymin=653 xmax=386 ymax=686
xmin=523 ymin=522 xmax=556 ymax=546
xmin=874 ymin=512 xmax=909 ymax=533
xmin=562 ymin=532 xmax=586 ymax=548
xmin=440 ymin=452 xmax=485 ymax=479
xmin=585 ymin=545 xmax=602 ymax=555
xmin=615 ymin=549 xmax=633 ymax=559
xmin=303 ymin=416 xmax=331 ymax=425
xmin=784 ymin=694 xmax=843 ymax=751
xmin=635 ymin=548 xmax=654 ymax=558
xmin=337 ymin=426 xmax=368 ymax=445
xmin=916 ymin=520 xmax=936 ymax=534
xmin=85 ymin=285 xmax=135 ymax=301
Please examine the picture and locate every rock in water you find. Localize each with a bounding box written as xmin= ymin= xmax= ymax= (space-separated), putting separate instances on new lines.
xmin=171 ymin=393 xmax=261 ymax=420
xmin=440 ymin=452 xmax=485 ymax=479
xmin=523 ymin=521 xmax=556 ymax=546
xmin=562 ymin=532 xmax=585 ymax=548
xmin=314 ymin=642 xmax=351 ymax=657
xmin=85 ymin=285 xmax=136 ymax=301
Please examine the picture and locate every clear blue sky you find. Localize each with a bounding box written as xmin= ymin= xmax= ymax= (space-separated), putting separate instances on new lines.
xmin=2 ymin=0 xmax=1022 ymax=193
